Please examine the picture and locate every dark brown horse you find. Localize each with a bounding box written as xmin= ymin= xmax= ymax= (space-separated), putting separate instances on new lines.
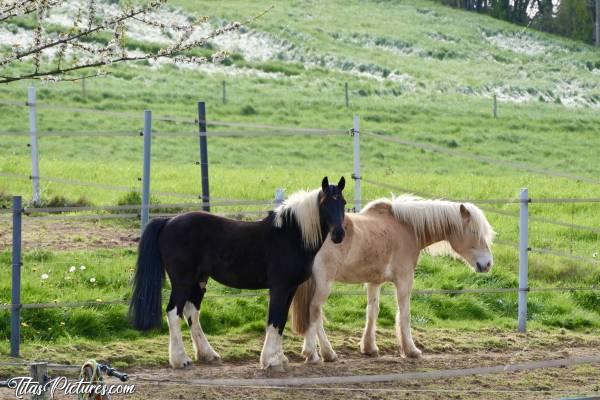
xmin=129 ymin=177 xmax=346 ymax=370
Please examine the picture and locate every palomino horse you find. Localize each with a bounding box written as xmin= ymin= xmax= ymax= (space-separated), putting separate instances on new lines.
xmin=130 ymin=177 xmax=347 ymax=370
xmin=291 ymin=195 xmax=495 ymax=363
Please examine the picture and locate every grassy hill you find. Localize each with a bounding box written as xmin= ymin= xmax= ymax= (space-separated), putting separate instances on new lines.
xmin=0 ymin=0 xmax=599 ymax=363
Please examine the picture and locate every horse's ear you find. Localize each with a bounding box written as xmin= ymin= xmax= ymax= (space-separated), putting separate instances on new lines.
xmin=460 ymin=204 xmax=471 ymax=221
xmin=338 ymin=176 xmax=345 ymax=191
xmin=321 ymin=176 xmax=329 ymax=192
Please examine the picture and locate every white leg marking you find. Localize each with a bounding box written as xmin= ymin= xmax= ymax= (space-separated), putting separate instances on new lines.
xmin=395 ymin=272 xmax=421 ymax=358
xmin=302 ymin=324 xmax=320 ymax=364
xmin=316 ymin=318 xmax=337 ymax=362
xmin=167 ymin=307 xmax=192 ymax=368
xmin=183 ymin=301 xmax=220 ymax=363
xmin=309 ymin=273 xmax=337 ymax=363
xmin=360 ymin=283 xmax=381 ymax=356
xmin=260 ymin=325 xmax=287 ymax=370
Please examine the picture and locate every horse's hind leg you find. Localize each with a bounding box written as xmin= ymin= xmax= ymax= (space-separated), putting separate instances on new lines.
xmin=360 ymin=282 xmax=381 ymax=356
xmin=183 ymin=281 xmax=221 ymax=363
xmin=394 ymin=269 xmax=422 ymax=358
xmin=166 ymin=286 xmax=193 ymax=368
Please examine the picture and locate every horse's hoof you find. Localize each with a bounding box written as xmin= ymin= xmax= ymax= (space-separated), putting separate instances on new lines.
xmin=279 ymin=353 xmax=289 ymax=366
xmin=361 ymin=350 xmax=379 ymax=357
xmin=264 ymin=362 xmax=286 ymax=372
xmin=360 ymin=343 xmax=379 ymax=357
xmin=199 ymin=353 xmax=222 ymax=364
xmin=171 ymin=357 xmax=193 ymax=369
xmin=304 ymin=352 xmax=321 ymax=364
xmin=405 ymin=348 xmax=422 ymax=359
xmin=169 ymin=354 xmax=192 ymax=369
xmin=321 ymin=351 xmax=338 ymax=362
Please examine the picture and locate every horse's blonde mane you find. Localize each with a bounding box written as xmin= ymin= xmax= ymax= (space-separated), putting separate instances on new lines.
xmin=273 ymin=189 xmax=322 ymax=250
xmin=362 ymin=194 xmax=495 ymax=248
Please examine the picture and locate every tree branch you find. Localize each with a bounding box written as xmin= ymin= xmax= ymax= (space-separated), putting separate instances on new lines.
xmin=0 ymin=1 xmax=273 ymax=84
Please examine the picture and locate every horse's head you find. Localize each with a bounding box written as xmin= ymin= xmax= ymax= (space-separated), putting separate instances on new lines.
xmin=447 ymin=204 xmax=494 ymax=273
xmin=319 ymin=176 xmax=346 ymax=244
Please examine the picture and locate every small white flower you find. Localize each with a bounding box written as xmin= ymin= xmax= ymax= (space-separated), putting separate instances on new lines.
xmin=80 ymin=265 xmax=86 ymax=271
xmin=69 ymin=266 xmax=76 ymax=273
xmin=593 ymin=252 xmax=598 ymax=259
xmin=89 ymin=277 xmax=96 ymax=283
xmin=41 ymin=274 xmax=49 ymax=280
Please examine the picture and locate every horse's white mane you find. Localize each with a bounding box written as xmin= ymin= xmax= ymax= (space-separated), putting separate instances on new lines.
xmin=362 ymin=194 xmax=495 ymax=248
xmin=273 ymin=189 xmax=322 ymax=250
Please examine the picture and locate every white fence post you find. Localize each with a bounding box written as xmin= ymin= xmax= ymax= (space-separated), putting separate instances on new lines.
xmin=518 ymin=187 xmax=529 ymax=332
xmin=352 ymin=115 xmax=361 ymax=212
xmin=141 ymin=110 xmax=152 ymax=234
xmin=28 ymin=86 xmax=41 ymax=205
xmin=274 ymin=188 xmax=285 ymax=208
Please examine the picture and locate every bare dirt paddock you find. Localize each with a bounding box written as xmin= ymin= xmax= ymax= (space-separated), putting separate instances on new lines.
xmin=2 ymin=343 xmax=598 ymax=400
xmin=127 ymin=347 xmax=600 ymax=400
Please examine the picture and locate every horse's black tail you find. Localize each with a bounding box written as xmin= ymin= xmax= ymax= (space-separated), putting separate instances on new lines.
xmin=129 ymin=217 xmax=170 ymax=331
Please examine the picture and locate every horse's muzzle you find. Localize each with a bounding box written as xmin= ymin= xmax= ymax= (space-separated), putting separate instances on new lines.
xmin=476 ymin=260 xmax=492 ymax=273
xmin=331 ymin=228 xmax=345 ymax=244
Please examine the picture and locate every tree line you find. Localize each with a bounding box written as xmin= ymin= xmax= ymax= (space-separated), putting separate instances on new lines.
xmin=434 ymin=0 xmax=598 ymax=44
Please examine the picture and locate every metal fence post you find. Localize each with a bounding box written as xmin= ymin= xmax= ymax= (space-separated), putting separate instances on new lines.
xmin=518 ymin=188 xmax=529 ymax=332
xmin=11 ymin=196 xmax=22 ymax=357
xmin=141 ymin=110 xmax=152 ymax=233
xmin=493 ymin=94 xmax=497 ymax=118
xmin=352 ymin=115 xmax=361 ymax=212
xmin=198 ymin=102 xmax=210 ymax=212
xmin=222 ymin=81 xmax=227 ymax=104
xmin=28 ymin=87 xmax=41 ymax=205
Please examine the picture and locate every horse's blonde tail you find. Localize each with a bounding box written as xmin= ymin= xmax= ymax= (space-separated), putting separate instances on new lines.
xmin=290 ymin=274 xmax=316 ymax=335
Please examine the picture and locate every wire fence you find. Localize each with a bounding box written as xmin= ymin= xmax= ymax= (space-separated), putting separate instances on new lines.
xmin=3 ymin=286 xmax=599 ymax=311
xmin=3 ymin=97 xmax=600 ymax=360
xmin=0 ymin=172 xmax=256 ymax=203
xmin=0 ymin=129 xmax=346 ymax=137
xmin=2 ymin=98 xmax=600 ymax=183
xmin=363 ymin=132 xmax=600 ymax=185
xmin=0 ymin=99 xmax=346 ymax=133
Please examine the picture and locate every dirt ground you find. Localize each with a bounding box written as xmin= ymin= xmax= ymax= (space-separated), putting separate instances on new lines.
xmin=0 ymin=218 xmax=138 ymax=251
xmin=1 ymin=343 xmax=598 ymax=400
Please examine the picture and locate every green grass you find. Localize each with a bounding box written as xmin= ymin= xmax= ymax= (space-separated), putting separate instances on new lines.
xmin=0 ymin=0 xmax=599 ymax=363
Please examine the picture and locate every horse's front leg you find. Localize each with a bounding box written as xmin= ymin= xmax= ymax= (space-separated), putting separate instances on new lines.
xmin=301 ymin=322 xmax=319 ymax=363
xmin=394 ymin=269 xmax=422 ymax=358
xmin=303 ymin=278 xmax=336 ymax=362
xmin=316 ymin=313 xmax=337 ymax=362
xmin=360 ymin=282 xmax=381 ymax=356
xmin=260 ymin=286 xmax=297 ymax=371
